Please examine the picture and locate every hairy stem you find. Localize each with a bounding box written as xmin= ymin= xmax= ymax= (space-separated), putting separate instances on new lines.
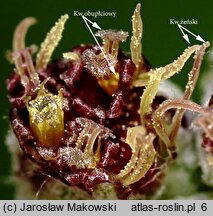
xmin=169 ymin=42 xmax=210 ymax=145
xmin=13 ymin=17 xmax=37 ymax=52
xmin=152 ymin=99 xmax=209 ymax=152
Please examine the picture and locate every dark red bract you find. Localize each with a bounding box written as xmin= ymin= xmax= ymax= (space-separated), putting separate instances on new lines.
xmin=7 ymin=43 xmax=166 ymax=198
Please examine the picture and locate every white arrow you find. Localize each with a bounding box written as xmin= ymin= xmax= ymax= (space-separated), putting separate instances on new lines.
xmin=183 ymin=34 xmax=190 ymax=43
xmin=83 ymin=16 xmax=101 ymax=30
xmin=82 ymin=16 xmax=115 ymax=74
xmin=178 ymin=26 xmax=190 ymax=43
xmin=178 ymin=24 xmax=205 ymax=43
xmin=177 ymin=24 xmax=190 ymax=43
xmin=195 ymin=35 xmax=205 ymax=42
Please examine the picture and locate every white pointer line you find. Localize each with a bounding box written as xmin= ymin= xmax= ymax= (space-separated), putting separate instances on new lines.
xmin=178 ymin=24 xmax=197 ymax=37
xmin=82 ymin=16 xmax=115 ymax=73
xmin=178 ymin=24 xmax=205 ymax=43
xmin=83 ymin=16 xmax=93 ymax=25
xmin=178 ymin=24 xmax=185 ymax=35
xmin=177 ymin=24 xmax=190 ymax=43
xmin=83 ymin=16 xmax=101 ymax=30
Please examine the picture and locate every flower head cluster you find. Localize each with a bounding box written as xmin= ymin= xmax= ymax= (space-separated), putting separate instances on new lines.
xmin=6 ymin=3 xmax=213 ymax=199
